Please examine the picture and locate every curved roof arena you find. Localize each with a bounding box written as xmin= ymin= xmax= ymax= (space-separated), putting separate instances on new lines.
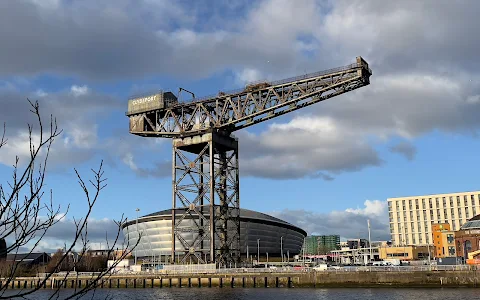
xmin=121 ymin=208 xmax=306 ymax=236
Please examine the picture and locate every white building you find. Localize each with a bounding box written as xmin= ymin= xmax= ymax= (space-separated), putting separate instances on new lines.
xmin=388 ymin=191 xmax=480 ymax=246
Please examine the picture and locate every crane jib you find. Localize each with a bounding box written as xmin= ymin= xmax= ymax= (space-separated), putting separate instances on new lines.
xmin=127 ymin=56 xmax=372 ymax=137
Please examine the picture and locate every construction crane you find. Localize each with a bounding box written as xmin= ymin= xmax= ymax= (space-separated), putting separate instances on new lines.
xmin=126 ymin=56 xmax=372 ymax=266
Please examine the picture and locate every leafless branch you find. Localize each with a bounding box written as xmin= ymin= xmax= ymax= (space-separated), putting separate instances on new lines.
xmin=0 ymin=100 xmax=139 ymax=299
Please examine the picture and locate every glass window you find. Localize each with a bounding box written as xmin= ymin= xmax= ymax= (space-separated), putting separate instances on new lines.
xmin=447 ymin=234 xmax=454 ymax=243
xmin=471 ymin=195 xmax=475 ymax=206
xmin=449 ymin=196 xmax=454 ymax=207
xmin=448 ymin=246 xmax=456 ymax=256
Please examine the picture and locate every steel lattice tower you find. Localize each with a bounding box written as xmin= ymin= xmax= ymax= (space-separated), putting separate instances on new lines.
xmin=126 ymin=56 xmax=372 ymax=266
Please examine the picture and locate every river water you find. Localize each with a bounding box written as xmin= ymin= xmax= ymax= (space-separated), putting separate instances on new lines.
xmin=3 ymin=288 xmax=480 ymax=300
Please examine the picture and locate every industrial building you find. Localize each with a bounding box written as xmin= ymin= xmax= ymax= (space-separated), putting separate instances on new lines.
xmin=122 ymin=208 xmax=307 ymax=263
xmin=388 ymin=191 xmax=480 ymax=246
xmin=378 ymin=245 xmax=433 ymax=261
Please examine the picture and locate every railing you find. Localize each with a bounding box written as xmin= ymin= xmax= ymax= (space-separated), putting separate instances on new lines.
xmin=97 ymin=264 xmax=477 ymax=276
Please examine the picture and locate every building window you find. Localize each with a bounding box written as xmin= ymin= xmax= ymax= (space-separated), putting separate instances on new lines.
xmin=436 ymin=198 xmax=439 ymax=207
xmin=449 ymin=196 xmax=454 ymax=207
xmin=443 ymin=197 xmax=447 ymax=207
xmin=448 ymin=246 xmax=456 ymax=256
xmin=465 ymin=196 xmax=469 ymax=207
xmin=471 ymin=195 xmax=475 ymax=206
xmin=466 ymin=210 xmax=470 ymax=218
xmin=474 ymin=206 xmax=477 ymax=216
xmin=388 ymin=201 xmax=392 ymax=210
xmin=447 ymin=234 xmax=454 ymax=244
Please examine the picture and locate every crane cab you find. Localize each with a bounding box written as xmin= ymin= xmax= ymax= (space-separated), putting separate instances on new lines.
xmin=127 ymin=91 xmax=178 ymax=116
xmin=127 ymin=91 xmax=178 ymax=132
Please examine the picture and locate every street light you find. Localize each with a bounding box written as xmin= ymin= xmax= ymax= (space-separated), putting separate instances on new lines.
xmin=257 ymin=239 xmax=260 ymax=265
xmin=280 ymin=236 xmax=284 ymax=264
xmin=135 ymin=208 xmax=140 ymax=266
xmin=368 ymin=219 xmax=372 ymax=263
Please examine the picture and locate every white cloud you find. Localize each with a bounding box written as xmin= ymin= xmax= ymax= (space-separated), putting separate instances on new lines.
xmin=270 ymin=200 xmax=389 ymax=241
xmin=235 ymin=68 xmax=263 ymax=86
xmin=467 ymin=95 xmax=480 ymax=104
xmin=0 ymin=131 xmax=41 ymax=166
xmin=345 ymin=200 xmax=387 ymax=218
xmin=70 ymin=85 xmax=90 ymax=97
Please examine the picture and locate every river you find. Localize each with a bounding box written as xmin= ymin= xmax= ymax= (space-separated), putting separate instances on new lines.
xmin=3 ymin=288 xmax=480 ymax=299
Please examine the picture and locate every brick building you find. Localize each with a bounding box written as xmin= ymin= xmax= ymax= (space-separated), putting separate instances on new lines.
xmin=455 ymin=215 xmax=480 ymax=259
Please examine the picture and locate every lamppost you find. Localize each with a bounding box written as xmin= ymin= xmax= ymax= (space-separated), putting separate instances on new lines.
xmin=281 ymin=236 xmax=284 ymax=264
xmin=135 ymin=208 xmax=140 ymax=266
xmin=257 ymin=239 xmax=260 ymax=265
xmin=368 ymin=219 xmax=372 ymax=263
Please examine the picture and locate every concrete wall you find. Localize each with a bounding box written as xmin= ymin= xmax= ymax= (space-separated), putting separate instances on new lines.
xmin=9 ymin=271 xmax=480 ymax=289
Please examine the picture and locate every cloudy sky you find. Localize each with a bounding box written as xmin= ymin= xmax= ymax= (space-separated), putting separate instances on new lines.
xmin=1 ymin=0 xmax=480 ymax=251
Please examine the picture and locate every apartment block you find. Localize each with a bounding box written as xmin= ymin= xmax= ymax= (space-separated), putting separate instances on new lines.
xmin=388 ymin=191 xmax=480 ymax=246
xmin=431 ymin=223 xmax=456 ymax=258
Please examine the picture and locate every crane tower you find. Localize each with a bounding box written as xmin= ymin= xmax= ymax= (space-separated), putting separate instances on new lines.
xmin=126 ymin=57 xmax=372 ymax=266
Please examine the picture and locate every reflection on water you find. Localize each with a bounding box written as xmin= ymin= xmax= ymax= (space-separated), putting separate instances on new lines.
xmin=3 ymin=288 xmax=480 ymax=300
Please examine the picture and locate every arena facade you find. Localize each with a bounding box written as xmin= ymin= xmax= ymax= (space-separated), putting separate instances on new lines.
xmin=122 ymin=208 xmax=307 ymax=262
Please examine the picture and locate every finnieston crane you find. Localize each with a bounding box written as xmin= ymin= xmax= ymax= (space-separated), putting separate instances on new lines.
xmin=126 ymin=57 xmax=372 ymax=266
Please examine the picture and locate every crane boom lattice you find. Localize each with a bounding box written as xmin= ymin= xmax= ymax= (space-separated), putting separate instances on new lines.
xmin=126 ymin=56 xmax=372 ymax=266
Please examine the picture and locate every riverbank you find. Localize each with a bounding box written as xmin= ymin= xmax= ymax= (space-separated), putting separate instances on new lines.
xmin=4 ymin=270 xmax=480 ymax=289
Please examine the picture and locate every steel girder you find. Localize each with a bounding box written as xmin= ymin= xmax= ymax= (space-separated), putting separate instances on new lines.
xmin=127 ymin=57 xmax=372 ymax=138
xmin=171 ymin=132 xmax=240 ymax=266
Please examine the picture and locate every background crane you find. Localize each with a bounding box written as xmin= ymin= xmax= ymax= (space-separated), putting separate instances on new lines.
xmin=126 ymin=56 xmax=372 ymax=266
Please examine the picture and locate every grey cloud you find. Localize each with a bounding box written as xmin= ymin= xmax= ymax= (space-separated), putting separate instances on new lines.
xmin=270 ymin=201 xmax=390 ymax=241
xmin=133 ymin=161 xmax=171 ymax=178
xmin=0 ymin=86 xmax=122 ymax=168
xmin=4 ymin=217 xmax=126 ymax=253
xmin=390 ymin=141 xmax=416 ymax=161
xmin=319 ymin=1 xmax=480 ymax=75
xmin=237 ymin=119 xmax=383 ymax=180
xmin=0 ymin=0 xmax=324 ymax=81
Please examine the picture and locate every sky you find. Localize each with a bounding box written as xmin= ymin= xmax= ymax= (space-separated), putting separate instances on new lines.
xmin=1 ymin=0 xmax=480 ymax=251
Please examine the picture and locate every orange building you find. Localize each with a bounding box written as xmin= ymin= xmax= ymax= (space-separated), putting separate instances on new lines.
xmin=432 ymin=223 xmax=456 ymax=258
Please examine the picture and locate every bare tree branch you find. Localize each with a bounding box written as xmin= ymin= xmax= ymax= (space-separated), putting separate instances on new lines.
xmin=0 ymin=100 xmax=139 ymax=299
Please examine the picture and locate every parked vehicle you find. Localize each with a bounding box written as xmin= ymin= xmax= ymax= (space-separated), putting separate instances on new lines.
xmin=313 ymin=264 xmax=328 ymax=271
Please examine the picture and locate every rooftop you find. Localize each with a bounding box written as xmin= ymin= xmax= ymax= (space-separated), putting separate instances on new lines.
xmin=460 ymin=214 xmax=480 ymax=230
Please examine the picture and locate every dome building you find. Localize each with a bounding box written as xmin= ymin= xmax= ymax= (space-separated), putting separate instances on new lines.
xmin=122 ymin=208 xmax=306 ymax=263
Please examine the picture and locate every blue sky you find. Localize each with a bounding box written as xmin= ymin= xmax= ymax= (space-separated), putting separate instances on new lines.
xmin=1 ymin=0 xmax=480 ymax=250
